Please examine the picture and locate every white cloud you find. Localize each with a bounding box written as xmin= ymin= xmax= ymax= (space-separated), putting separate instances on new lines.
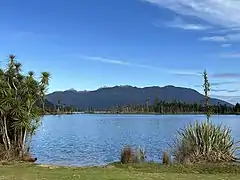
xmin=220 ymin=53 xmax=240 ymax=58
xmin=200 ymin=36 xmax=227 ymax=42
xmin=162 ymin=17 xmax=211 ymax=30
xmin=211 ymin=89 xmax=238 ymax=93
xmin=211 ymin=94 xmax=240 ymax=100
xmin=142 ymin=0 xmax=240 ymax=28
xmin=143 ymin=0 xmax=240 ymax=43
xmin=211 ymin=72 xmax=240 ymax=77
xmin=200 ymin=33 xmax=240 ymax=42
xmin=81 ymin=56 xmax=130 ymax=65
xmin=221 ymin=44 xmax=231 ymax=48
xmin=210 ymin=28 xmax=240 ymax=34
xmin=81 ymin=55 xmax=201 ymax=76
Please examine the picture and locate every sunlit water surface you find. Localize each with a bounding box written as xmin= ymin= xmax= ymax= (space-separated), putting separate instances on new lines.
xmin=31 ymin=114 xmax=240 ymax=166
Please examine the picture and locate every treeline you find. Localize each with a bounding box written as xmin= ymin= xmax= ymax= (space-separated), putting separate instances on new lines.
xmin=109 ymin=99 xmax=240 ymax=114
xmin=44 ymin=103 xmax=79 ymax=115
xmin=44 ymin=98 xmax=240 ymax=115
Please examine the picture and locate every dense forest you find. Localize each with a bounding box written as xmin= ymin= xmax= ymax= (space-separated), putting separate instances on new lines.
xmin=111 ymin=101 xmax=239 ymax=114
xmin=79 ymin=99 xmax=240 ymax=114
xmin=44 ymin=99 xmax=79 ymax=114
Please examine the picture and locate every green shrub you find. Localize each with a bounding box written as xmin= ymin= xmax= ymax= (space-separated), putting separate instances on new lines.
xmin=120 ymin=146 xmax=146 ymax=164
xmin=173 ymin=121 xmax=239 ymax=164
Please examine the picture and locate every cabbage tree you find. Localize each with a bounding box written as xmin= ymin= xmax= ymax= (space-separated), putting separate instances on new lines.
xmin=0 ymin=55 xmax=50 ymax=159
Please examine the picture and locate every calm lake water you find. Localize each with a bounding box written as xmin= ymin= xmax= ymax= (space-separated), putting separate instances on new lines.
xmin=31 ymin=114 xmax=240 ymax=166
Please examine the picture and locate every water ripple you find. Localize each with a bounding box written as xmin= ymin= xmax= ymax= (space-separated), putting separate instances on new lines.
xmin=31 ymin=114 xmax=240 ymax=166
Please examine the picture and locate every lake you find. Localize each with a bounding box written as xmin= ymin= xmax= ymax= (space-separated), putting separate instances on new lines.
xmin=31 ymin=114 xmax=240 ymax=166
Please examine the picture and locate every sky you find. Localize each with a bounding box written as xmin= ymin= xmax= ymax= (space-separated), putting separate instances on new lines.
xmin=1 ymin=0 xmax=240 ymax=104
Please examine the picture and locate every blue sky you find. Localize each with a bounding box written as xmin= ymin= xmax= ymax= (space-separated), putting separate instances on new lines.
xmin=1 ymin=0 xmax=240 ymax=103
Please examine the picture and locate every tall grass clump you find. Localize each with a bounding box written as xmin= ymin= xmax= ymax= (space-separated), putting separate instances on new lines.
xmin=173 ymin=121 xmax=239 ymax=163
xmin=120 ymin=145 xmax=146 ymax=164
xmin=162 ymin=151 xmax=171 ymax=165
xmin=173 ymin=70 xmax=239 ymax=164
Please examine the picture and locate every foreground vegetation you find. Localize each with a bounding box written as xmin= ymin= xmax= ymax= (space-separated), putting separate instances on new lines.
xmin=1 ymin=163 xmax=240 ymax=180
xmin=0 ymin=55 xmax=50 ymax=161
xmin=119 ymin=70 xmax=240 ymax=166
xmin=171 ymin=70 xmax=239 ymax=164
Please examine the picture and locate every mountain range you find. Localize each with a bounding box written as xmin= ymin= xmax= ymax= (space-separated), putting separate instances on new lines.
xmin=46 ymin=85 xmax=233 ymax=109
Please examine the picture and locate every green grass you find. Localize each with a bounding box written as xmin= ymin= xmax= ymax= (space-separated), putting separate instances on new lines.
xmin=1 ymin=163 xmax=240 ymax=180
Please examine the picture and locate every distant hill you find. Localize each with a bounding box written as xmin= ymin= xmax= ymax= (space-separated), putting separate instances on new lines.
xmin=46 ymin=85 xmax=233 ymax=109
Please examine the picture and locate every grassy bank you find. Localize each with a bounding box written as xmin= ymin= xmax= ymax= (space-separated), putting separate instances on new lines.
xmin=1 ymin=163 xmax=240 ymax=180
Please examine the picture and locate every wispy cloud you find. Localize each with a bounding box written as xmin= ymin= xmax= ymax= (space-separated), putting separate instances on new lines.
xmin=142 ymin=0 xmax=240 ymax=28
xmin=200 ymin=36 xmax=227 ymax=42
xmin=221 ymin=44 xmax=232 ymax=48
xmin=158 ymin=17 xmax=211 ymax=30
xmin=211 ymin=73 xmax=240 ymax=78
xmin=220 ymin=52 xmax=240 ymax=58
xmin=139 ymin=0 xmax=240 ymax=71
xmin=211 ymin=81 xmax=240 ymax=86
xmin=200 ymin=33 xmax=240 ymax=42
xmin=211 ymin=94 xmax=240 ymax=102
xmin=211 ymin=89 xmax=238 ymax=93
xmin=82 ymin=56 xmax=130 ymax=65
xmin=81 ymin=55 xmax=201 ymax=76
xmin=212 ymin=28 xmax=240 ymax=34
xmin=194 ymin=81 xmax=240 ymax=88
xmin=142 ymin=0 xmax=240 ymax=46
xmin=83 ymin=55 xmax=240 ymax=82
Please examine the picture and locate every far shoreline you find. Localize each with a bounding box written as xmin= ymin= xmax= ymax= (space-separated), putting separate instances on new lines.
xmin=44 ymin=112 xmax=240 ymax=116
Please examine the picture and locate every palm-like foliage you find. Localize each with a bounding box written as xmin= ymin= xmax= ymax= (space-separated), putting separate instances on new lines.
xmin=0 ymin=55 xmax=50 ymax=160
xmin=173 ymin=70 xmax=239 ymax=164
xmin=173 ymin=121 xmax=239 ymax=163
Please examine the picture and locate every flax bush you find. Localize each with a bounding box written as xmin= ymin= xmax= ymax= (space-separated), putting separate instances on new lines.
xmin=120 ymin=146 xmax=146 ymax=164
xmin=173 ymin=121 xmax=239 ymax=164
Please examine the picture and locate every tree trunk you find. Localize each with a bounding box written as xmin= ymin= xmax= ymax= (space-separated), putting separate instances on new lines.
xmin=21 ymin=128 xmax=27 ymax=157
xmin=3 ymin=117 xmax=11 ymax=151
xmin=19 ymin=128 xmax=23 ymax=157
xmin=14 ymin=128 xmax=17 ymax=147
xmin=1 ymin=125 xmax=8 ymax=151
